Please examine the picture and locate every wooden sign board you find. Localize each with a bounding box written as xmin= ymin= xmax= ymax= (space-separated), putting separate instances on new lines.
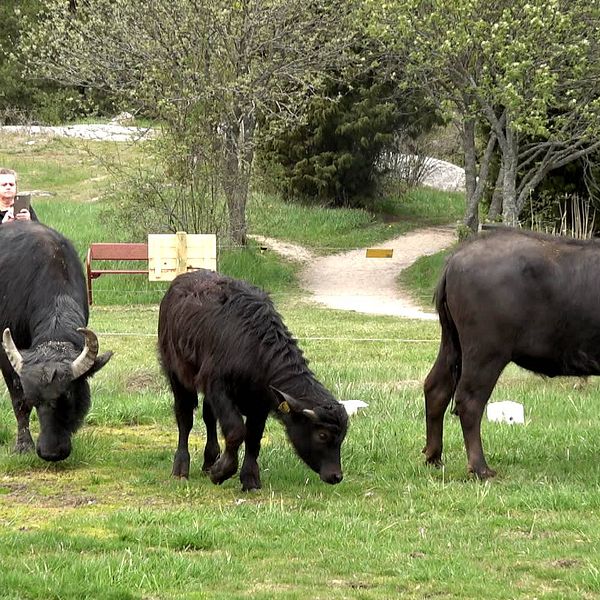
xmin=148 ymin=232 xmax=217 ymax=281
xmin=365 ymin=248 xmax=393 ymax=258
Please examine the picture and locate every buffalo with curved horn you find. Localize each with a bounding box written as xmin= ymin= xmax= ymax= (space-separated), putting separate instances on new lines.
xmin=0 ymin=222 xmax=112 ymax=461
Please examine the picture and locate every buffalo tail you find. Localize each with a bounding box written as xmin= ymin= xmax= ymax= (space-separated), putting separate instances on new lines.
xmin=433 ymin=266 xmax=461 ymax=414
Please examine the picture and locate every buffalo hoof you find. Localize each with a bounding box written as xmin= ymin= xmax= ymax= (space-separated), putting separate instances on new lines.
xmin=14 ymin=438 xmax=35 ymax=454
xmin=468 ymin=465 xmax=497 ymax=480
xmin=172 ymin=453 xmax=190 ymax=479
xmin=202 ymin=452 xmax=220 ymax=472
xmin=423 ymin=447 xmax=443 ymax=468
xmin=209 ymin=456 xmax=237 ymax=485
xmin=240 ymin=474 xmax=261 ymax=492
xmin=242 ymin=485 xmax=261 ymax=493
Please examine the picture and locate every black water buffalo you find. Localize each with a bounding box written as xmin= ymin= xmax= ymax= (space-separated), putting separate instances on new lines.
xmin=158 ymin=269 xmax=348 ymax=491
xmin=0 ymin=222 xmax=112 ymax=461
xmin=424 ymin=227 xmax=600 ymax=479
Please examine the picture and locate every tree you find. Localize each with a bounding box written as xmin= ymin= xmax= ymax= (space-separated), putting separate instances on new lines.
xmin=0 ymin=0 xmax=120 ymax=124
xmin=21 ymin=0 xmax=354 ymax=244
xmin=258 ymin=58 xmax=439 ymax=206
xmin=368 ymin=0 xmax=600 ymax=231
xmin=0 ymin=0 xmax=46 ymax=121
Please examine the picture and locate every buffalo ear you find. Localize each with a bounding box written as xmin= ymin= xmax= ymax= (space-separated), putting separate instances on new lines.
xmin=270 ymin=386 xmax=303 ymax=412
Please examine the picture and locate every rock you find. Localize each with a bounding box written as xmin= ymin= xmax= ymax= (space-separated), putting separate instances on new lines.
xmin=339 ymin=400 xmax=369 ymax=416
xmin=397 ymin=155 xmax=465 ymax=192
xmin=22 ymin=189 xmax=55 ymax=197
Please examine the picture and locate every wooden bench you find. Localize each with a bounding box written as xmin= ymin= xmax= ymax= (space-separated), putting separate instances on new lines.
xmin=86 ymin=242 xmax=149 ymax=305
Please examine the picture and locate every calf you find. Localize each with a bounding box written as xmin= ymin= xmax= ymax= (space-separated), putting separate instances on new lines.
xmin=158 ymin=269 xmax=348 ymax=491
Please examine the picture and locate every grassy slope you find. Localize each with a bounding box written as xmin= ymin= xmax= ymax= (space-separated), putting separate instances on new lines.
xmin=398 ymin=249 xmax=453 ymax=310
xmin=1 ymin=133 xmax=598 ymax=599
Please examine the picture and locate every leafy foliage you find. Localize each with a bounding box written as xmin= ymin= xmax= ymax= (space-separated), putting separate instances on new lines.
xmin=258 ymin=63 xmax=440 ymax=207
xmin=366 ymin=0 xmax=600 ymax=229
xmin=0 ymin=1 xmax=120 ymax=124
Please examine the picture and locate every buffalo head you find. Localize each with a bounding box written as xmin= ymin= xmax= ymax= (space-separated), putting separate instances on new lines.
xmin=273 ymin=388 xmax=348 ymax=484
xmin=2 ymin=327 xmax=112 ymax=461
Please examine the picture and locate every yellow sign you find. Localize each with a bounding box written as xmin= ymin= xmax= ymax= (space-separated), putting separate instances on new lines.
xmin=365 ymin=248 xmax=393 ymax=258
xmin=148 ymin=232 xmax=217 ymax=281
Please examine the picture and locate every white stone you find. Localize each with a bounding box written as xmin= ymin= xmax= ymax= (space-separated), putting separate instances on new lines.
xmin=339 ymin=400 xmax=368 ymax=416
xmin=486 ymin=401 xmax=525 ymax=424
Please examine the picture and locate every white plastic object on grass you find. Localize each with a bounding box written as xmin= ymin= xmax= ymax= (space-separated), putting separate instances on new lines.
xmin=339 ymin=400 xmax=369 ymax=416
xmin=486 ymin=401 xmax=524 ymax=424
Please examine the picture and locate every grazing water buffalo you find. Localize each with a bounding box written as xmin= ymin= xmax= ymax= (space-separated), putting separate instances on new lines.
xmin=424 ymin=227 xmax=600 ymax=478
xmin=158 ymin=269 xmax=349 ymax=491
xmin=0 ymin=222 xmax=112 ymax=461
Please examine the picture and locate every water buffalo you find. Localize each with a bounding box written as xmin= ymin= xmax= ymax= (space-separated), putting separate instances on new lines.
xmin=424 ymin=227 xmax=600 ymax=478
xmin=0 ymin=222 xmax=112 ymax=461
xmin=158 ymin=269 xmax=349 ymax=491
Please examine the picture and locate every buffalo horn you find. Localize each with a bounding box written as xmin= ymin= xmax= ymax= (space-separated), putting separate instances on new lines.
xmin=2 ymin=328 xmax=23 ymax=375
xmin=71 ymin=327 xmax=99 ymax=378
xmin=302 ymin=409 xmax=319 ymax=422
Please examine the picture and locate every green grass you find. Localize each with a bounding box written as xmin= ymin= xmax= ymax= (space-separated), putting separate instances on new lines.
xmin=3 ymin=131 xmax=598 ymax=599
xmin=250 ymin=189 xmax=464 ymax=253
xmin=1 ymin=305 xmax=600 ymax=599
xmin=1 ymin=131 xmax=464 ymax=305
xmin=398 ymin=249 xmax=454 ymax=309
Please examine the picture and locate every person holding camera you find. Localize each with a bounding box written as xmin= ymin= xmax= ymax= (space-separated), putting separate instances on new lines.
xmin=0 ymin=168 xmax=38 ymax=224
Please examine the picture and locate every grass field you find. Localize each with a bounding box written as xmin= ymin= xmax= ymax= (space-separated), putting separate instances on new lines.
xmin=1 ymin=132 xmax=599 ymax=599
xmin=1 ymin=305 xmax=599 ymax=599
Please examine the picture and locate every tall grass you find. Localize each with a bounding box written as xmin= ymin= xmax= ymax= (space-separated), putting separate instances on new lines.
xmin=250 ymin=188 xmax=464 ymax=253
xmin=398 ymin=249 xmax=453 ymax=309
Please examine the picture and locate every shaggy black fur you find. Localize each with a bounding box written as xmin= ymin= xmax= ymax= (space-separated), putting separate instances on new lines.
xmin=158 ymin=269 xmax=348 ymax=491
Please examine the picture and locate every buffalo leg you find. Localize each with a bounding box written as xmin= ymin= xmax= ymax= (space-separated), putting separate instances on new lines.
xmin=1 ymin=368 xmax=34 ymax=454
xmin=423 ymin=349 xmax=457 ymax=467
xmin=11 ymin=396 xmax=35 ymax=454
xmin=169 ymin=373 xmax=198 ymax=479
xmin=207 ymin=382 xmax=245 ymax=485
xmin=201 ymin=398 xmax=220 ymax=472
xmin=454 ymin=358 xmax=505 ymax=479
xmin=239 ymin=411 xmax=269 ymax=491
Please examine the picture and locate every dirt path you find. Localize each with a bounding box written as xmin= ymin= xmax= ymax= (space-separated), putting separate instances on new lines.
xmin=255 ymin=224 xmax=456 ymax=320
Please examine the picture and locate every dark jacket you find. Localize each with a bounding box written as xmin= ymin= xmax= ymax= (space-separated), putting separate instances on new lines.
xmin=0 ymin=205 xmax=39 ymax=224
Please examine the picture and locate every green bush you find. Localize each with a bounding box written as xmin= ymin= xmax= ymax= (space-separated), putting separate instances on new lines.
xmin=257 ymin=62 xmax=440 ymax=208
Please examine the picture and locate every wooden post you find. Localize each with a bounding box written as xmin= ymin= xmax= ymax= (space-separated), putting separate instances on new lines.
xmin=148 ymin=233 xmax=216 ymax=281
xmin=176 ymin=231 xmax=187 ymax=275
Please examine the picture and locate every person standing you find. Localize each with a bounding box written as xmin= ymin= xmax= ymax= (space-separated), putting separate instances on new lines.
xmin=0 ymin=168 xmax=38 ymax=223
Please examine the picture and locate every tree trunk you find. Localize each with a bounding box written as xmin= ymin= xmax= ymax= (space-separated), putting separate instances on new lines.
xmin=221 ymin=114 xmax=255 ymax=246
xmin=461 ymin=118 xmax=497 ymax=233
xmin=487 ymin=166 xmax=504 ymax=221
xmin=462 ymin=119 xmax=479 ymax=233
xmin=501 ymin=119 xmax=519 ymax=227
xmin=222 ymin=150 xmax=250 ymax=245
